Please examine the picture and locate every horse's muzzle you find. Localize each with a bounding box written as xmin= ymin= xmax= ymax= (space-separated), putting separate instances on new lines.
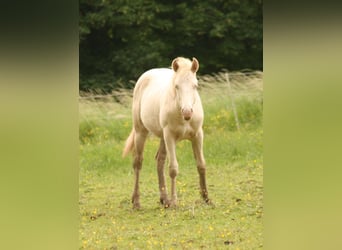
xmin=182 ymin=108 xmax=193 ymax=120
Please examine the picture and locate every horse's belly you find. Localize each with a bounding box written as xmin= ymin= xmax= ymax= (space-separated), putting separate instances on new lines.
xmin=136 ymin=68 xmax=172 ymax=138
xmin=141 ymin=113 xmax=163 ymax=137
xmin=140 ymin=92 xmax=163 ymax=137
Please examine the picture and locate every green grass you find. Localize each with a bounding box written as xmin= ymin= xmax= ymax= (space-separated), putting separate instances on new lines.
xmin=79 ymin=72 xmax=263 ymax=249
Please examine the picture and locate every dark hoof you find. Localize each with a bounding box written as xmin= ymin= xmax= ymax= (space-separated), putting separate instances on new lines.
xmin=160 ymin=198 xmax=171 ymax=208
xmin=205 ymin=198 xmax=215 ymax=207
xmin=160 ymin=199 xmax=177 ymax=209
xmin=166 ymin=201 xmax=177 ymax=209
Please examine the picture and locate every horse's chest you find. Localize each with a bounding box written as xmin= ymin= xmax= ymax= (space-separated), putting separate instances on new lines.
xmin=175 ymin=122 xmax=196 ymax=140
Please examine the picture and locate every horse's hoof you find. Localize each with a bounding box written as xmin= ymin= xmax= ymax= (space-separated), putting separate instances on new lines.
xmin=160 ymin=198 xmax=168 ymax=205
xmin=132 ymin=198 xmax=141 ymax=210
xmin=162 ymin=199 xmax=177 ymax=209
xmin=160 ymin=198 xmax=174 ymax=208
xmin=132 ymin=203 xmax=141 ymax=210
xmin=205 ymin=198 xmax=215 ymax=207
xmin=165 ymin=200 xmax=177 ymax=209
xmin=162 ymin=200 xmax=171 ymax=208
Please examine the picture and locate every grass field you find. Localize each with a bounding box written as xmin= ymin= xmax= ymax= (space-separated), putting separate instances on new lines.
xmin=79 ymin=72 xmax=263 ymax=249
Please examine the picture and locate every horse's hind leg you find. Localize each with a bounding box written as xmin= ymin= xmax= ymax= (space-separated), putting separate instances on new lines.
xmin=132 ymin=130 xmax=148 ymax=209
xmin=191 ymin=128 xmax=210 ymax=203
xmin=155 ymin=138 xmax=169 ymax=206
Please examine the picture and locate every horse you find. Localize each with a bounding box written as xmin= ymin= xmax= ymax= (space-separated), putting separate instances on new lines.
xmin=122 ymin=57 xmax=210 ymax=209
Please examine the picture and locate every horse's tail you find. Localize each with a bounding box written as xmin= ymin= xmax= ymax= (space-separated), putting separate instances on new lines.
xmin=122 ymin=128 xmax=135 ymax=157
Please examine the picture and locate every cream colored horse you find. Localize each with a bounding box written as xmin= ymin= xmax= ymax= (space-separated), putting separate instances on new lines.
xmin=123 ymin=57 xmax=210 ymax=209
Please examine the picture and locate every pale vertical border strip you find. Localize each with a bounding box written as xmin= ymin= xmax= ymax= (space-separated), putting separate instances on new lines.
xmin=225 ymin=72 xmax=240 ymax=132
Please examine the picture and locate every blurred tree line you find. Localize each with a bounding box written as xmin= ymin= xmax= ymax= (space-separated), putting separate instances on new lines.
xmin=80 ymin=0 xmax=262 ymax=92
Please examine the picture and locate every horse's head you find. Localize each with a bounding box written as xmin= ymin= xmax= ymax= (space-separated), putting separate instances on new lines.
xmin=171 ymin=57 xmax=199 ymax=121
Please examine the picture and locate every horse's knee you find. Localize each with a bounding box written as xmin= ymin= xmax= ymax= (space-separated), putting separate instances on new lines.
xmin=169 ymin=165 xmax=178 ymax=178
xmin=197 ymin=164 xmax=206 ymax=175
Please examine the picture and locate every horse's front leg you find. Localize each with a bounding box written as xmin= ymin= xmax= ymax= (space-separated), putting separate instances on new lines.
xmin=191 ymin=128 xmax=210 ymax=203
xmin=164 ymin=129 xmax=178 ymax=207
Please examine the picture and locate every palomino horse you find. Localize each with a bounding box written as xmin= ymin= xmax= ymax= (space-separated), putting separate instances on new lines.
xmin=123 ymin=57 xmax=210 ymax=209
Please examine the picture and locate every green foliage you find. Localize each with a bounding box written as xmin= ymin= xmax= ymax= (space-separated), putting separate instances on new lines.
xmin=80 ymin=0 xmax=262 ymax=91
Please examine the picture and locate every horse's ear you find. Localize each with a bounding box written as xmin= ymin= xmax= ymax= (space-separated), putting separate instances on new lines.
xmin=191 ymin=57 xmax=199 ymax=73
xmin=172 ymin=58 xmax=180 ymax=72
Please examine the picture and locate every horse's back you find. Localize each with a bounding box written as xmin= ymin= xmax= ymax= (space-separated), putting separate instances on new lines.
xmin=135 ymin=68 xmax=173 ymax=101
xmin=133 ymin=68 xmax=173 ymax=137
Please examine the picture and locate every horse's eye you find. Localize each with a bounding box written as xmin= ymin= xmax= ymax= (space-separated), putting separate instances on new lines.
xmin=175 ymin=85 xmax=179 ymax=89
